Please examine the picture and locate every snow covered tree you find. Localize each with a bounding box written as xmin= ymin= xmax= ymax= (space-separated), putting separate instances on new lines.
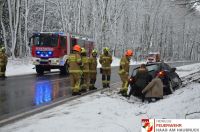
xmin=0 ymin=0 xmax=200 ymax=61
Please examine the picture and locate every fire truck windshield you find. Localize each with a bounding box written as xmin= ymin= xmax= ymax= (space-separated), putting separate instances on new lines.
xmin=33 ymin=34 xmax=58 ymax=47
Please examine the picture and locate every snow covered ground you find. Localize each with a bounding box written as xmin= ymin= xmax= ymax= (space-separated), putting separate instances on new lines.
xmin=1 ymin=63 xmax=200 ymax=132
xmin=176 ymin=63 xmax=200 ymax=78
xmin=193 ymin=3 xmax=200 ymax=12
xmin=6 ymin=58 xmax=35 ymax=77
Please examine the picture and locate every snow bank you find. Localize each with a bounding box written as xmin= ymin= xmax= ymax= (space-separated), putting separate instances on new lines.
xmin=176 ymin=63 xmax=200 ymax=77
xmin=6 ymin=59 xmax=35 ymax=77
xmin=193 ymin=3 xmax=200 ymax=12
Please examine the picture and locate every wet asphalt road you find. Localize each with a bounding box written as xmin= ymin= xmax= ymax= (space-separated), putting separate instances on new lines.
xmin=0 ymin=61 xmax=197 ymax=120
xmin=0 ymin=67 xmax=121 ymax=120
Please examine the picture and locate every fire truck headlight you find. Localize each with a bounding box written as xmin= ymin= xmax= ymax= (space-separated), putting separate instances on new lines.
xmin=36 ymin=51 xmax=41 ymax=55
xmin=48 ymin=51 xmax=53 ymax=55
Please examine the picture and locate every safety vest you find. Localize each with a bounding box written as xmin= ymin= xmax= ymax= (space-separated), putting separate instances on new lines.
xmin=118 ymin=55 xmax=130 ymax=75
xmin=81 ymin=56 xmax=90 ymax=73
xmin=89 ymin=57 xmax=97 ymax=73
xmin=99 ymin=54 xmax=112 ymax=69
xmin=67 ymin=53 xmax=82 ymax=73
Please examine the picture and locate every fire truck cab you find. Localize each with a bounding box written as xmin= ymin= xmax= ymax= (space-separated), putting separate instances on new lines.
xmin=30 ymin=32 xmax=94 ymax=74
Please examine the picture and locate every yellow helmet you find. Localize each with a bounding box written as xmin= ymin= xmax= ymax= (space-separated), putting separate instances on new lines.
xmin=92 ymin=49 xmax=98 ymax=54
xmin=81 ymin=48 xmax=86 ymax=53
xmin=1 ymin=47 xmax=5 ymax=53
xmin=103 ymin=47 xmax=109 ymax=53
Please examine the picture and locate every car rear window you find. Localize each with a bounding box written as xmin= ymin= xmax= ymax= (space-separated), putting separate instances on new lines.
xmin=132 ymin=64 xmax=159 ymax=77
xmin=146 ymin=65 xmax=159 ymax=72
xmin=132 ymin=68 xmax=138 ymax=76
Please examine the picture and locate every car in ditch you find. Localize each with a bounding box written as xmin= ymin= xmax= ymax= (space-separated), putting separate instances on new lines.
xmin=128 ymin=62 xmax=182 ymax=97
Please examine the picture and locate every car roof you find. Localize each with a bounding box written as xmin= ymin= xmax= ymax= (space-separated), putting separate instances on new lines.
xmin=134 ymin=62 xmax=162 ymax=69
xmin=132 ymin=62 xmax=163 ymax=76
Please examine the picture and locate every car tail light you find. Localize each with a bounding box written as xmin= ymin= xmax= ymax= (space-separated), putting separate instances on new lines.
xmin=129 ymin=77 xmax=135 ymax=83
xmin=157 ymin=71 xmax=166 ymax=78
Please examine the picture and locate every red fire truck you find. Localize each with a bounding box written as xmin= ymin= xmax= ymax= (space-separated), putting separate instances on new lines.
xmin=30 ymin=32 xmax=94 ymax=74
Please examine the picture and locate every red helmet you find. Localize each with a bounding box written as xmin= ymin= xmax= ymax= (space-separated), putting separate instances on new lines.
xmin=73 ymin=45 xmax=81 ymax=52
xmin=125 ymin=49 xmax=133 ymax=56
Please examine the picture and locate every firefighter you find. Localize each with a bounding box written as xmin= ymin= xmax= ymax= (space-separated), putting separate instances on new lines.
xmin=118 ymin=49 xmax=133 ymax=96
xmin=80 ymin=48 xmax=90 ymax=92
xmin=89 ymin=49 xmax=98 ymax=90
xmin=67 ymin=45 xmax=82 ymax=95
xmin=0 ymin=47 xmax=7 ymax=79
xmin=99 ymin=47 xmax=112 ymax=88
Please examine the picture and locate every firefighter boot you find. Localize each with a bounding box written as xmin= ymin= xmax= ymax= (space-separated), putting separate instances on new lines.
xmin=72 ymin=91 xmax=81 ymax=96
xmin=72 ymin=81 xmax=81 ymax=95
xmin=80 ymin=83 xmax=87 ymax=93
xmin=72 ymin=88 xmax=81 ymax=95
xmin=89 ymin=79 xmax=97 ymax=90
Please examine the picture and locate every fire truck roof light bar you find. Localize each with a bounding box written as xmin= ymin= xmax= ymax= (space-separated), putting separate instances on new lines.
xmin=33 ymin=32 xmax=65 ymax=35
xmin=32 ymin=32 xmax=94 ymax=41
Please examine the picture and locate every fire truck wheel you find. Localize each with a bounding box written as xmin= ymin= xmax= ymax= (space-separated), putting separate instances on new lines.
xmin=36 ymin=65 xmax=44 ymax=75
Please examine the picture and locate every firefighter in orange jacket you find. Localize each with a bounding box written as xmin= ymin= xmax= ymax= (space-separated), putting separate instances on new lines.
xmin=89 ymin=49 xmax=98 ymax=90
xmin=118 ymin=49 xmax=133 ymax=96
xmin=80 ymin=48 xmax=90 ymax=92
xmin=99 ymin=47 xmax=112 ymax=88
xmin=67 ymin=45 xmax=82 ymax=95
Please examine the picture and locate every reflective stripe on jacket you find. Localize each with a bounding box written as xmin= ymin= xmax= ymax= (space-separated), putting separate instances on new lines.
xmin=89 ymin=57 xmax=97 ymax=73
xmin=67 ymin=53 xmax=82 ymax=73
xmin=99 ymin=54 xmax=112 ymax=69
xmin=118 ymin=56 xmax=130 ymax=75
xmin=81 ymin=56 xmax=90 ymax=73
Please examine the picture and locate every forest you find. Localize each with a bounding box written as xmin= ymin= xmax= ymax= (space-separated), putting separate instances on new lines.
xmin=0 ymin=0 xmax=200 ymax=61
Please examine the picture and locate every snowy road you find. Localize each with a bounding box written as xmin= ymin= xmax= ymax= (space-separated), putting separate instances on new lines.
xmin=0 ymin=66 xmax=121 ymax=121
xmin=0 ymin=62 xmax=200 ymax=132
